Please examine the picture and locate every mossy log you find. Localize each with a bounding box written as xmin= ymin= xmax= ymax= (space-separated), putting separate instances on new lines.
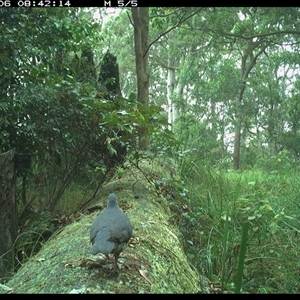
xmin=4 ymin=162 xmax=210 ymax=294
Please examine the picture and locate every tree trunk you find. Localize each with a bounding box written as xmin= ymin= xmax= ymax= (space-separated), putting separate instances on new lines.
xmin=210 ymin=100 xmax=219 ymax=141
xmin=167 ymin=55 xmax=177 ymax=129
xmin=131 ymin=7 xmax=149 ymax=150
xmin=233 ymin=111 xmax=242 ymax=169
xmin=0 ymin=149 xmax=17 ymax=280
xmin=175 ymin=83 xmax=184 ymax=114
xmin=233 ymin=41 xmax=270 ymax=169
xmin=266 ymin=100 xmax=279 ymax=156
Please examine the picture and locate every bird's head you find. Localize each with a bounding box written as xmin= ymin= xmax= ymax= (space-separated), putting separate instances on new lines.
xmin=107 ymin=193 xmax=118 ymax=208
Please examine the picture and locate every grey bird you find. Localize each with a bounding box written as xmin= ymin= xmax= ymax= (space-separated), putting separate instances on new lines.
xmin=90 ymin=193 xmax=132 ymax=273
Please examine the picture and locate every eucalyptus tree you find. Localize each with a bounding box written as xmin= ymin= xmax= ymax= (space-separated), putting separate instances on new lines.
xmin=149 ymin=8 xmax=204 ymax=126
xmin=278 ymin=71 xmax=300 ymax=158
xmin=242 ymin=47 xmax=298 ymax=158
xmin=99 ymin=7 xmax=205 ymax=148
xmin=187 ymin=7 xmax=300 ymax=168
xmin=98 ymin=7 xmax=300 ymax=168
xmin=150 ymin=8 xmax=240 ymax=157
xmin=130 ymin=7 xmax=150 ymax=149
xmin=216 ymin=7 xmax=300 ymax=168
xmin=131 ymin=8 xmax=149 ymax=106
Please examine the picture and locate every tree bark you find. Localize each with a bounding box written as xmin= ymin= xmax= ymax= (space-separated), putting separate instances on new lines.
xmin=0 ymin=149 xmax=17 ymax=280
xmin=131 ymin=8 xmax=150 ymax=150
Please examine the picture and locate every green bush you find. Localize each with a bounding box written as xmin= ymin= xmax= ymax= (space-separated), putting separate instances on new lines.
xmin=170 ymin=153 xmax=300 ymax=293
xmin=254 ymin=150 xmax=295 ymax=173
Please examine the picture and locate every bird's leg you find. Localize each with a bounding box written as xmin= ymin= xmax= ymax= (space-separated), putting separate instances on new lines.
xmin=113 ymin=253 xmax=120 ymax=274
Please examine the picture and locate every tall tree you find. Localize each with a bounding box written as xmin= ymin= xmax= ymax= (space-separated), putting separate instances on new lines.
xmin=233 ymin=39 xmax=271 ymax=169
xmin=166 ymin=30 xmax=179 ymax=127
xmin=207 ymin=7 xmax=300 ymax=168
xmin=131 ymin=7 xmax=150 ymax=150
xmin=100 ymin=7 xmax=300 ymax=166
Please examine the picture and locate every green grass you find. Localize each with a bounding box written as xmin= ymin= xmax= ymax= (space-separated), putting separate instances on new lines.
xmin=174 ymin=156 xmax=300 ymax=294
xmin=14 ymin=150 xmax=300 ymax=293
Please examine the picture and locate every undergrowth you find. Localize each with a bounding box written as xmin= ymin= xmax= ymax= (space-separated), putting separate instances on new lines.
xmin=173 ymin=154 xmax=300 ymax=294
xmin=5 ymin=143 xmax=300 ymax=294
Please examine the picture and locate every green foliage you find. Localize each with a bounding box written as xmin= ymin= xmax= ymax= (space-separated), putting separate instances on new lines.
xmin=98 ymin=7 xmax=300 ymax=172
xmin=172 ymin=114 xmax=227 ymax=167
xmin=240 ymin=146 xmax=259 ymax=168
xmin=170 ymin=149 xmax=300 ymax=293
xmin=12 ymin=211 xmax=56 ymax=272
xmin=279 ymin=132 xmax=300 ymax=158
xmin=0 ymin=8 xmax=175 ymax=214
xmin=254 ymin=150 xmax=295 ymax=173
xmin=235 ymin=222 xmax=249 ymax=294
xmin=17 ymin=83 xmax=170 ymax=211
xmin=3 ymin=6 xmax=300 ymax=292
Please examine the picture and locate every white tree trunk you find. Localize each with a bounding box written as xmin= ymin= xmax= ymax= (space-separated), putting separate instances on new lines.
xmin=167 ymin=55 xmax=179 ymax=129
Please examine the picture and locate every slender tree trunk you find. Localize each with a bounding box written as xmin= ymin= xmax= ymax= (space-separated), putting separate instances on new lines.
xmin=174 ymin=83 xmax=183 ymax=117
xmin=167 ymin=55 xmax=177 ymax=129
xmin=233 ymin=41 xmax=270 ymax=169
xmin=267 ymin=99 xmax=280 ymax=155
xmin=233 ymin=86 xmax=245 ymax=170
xmin=210 ymin=100 xmax=219 ymax=140
xmin=131 ymin=8 xmax=149 ymax=150
xmin=0 ymin=149 xmax=17 ymax=280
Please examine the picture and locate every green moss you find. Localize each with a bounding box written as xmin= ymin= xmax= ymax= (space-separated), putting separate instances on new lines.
xmin=4 ymin=162 xmax=209 ymax=294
